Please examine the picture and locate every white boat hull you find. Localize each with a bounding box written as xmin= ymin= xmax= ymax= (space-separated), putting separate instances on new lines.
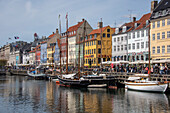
xmin=125 ymin=82 xmax=168 ymax=93
xmin=88 ymin=84 xmax=107 ymax=88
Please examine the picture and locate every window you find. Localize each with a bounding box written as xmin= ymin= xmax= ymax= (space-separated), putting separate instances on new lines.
xmin=90 ymin=49 xmax=91 ymax=54
xmin=98 ymin=48 xmax=101 ymax=54
xmin=86 ymin=59 xmax=87 ymax=64
xmin=94 ymin=58 xmax=96 ymax=63
xmin=133 ymin=32 xmax=135 ymax=38
xmin=117 ymin=45 xmax=120 ymax=51
xmin=114 ymin=38 xmax=116 ymax=42
xmin=162 ymin=20 xmax=165 ymax=26
xmin=146 ymin=41 xmax=148 ymax=48
xmin=124 ymin=45 xmax=127 ymax=50
xmin=125 ymin=36 xmax=127 ymax=40
xmin=107 ymin=34 xmax=110 ymax=38
xmin=162 ymin=46 xmax=165 ymax=53
xmin=90 ymin=35 xmax=92 ymax=39
xmin=114 ymin=46 xmax=116 ymax=51
xmin=117 ymin=37 xmax=120 ymax=41
xmin=157 ymin=33 xmax=160 ymax=40
xmin=146 ymin=30 xmax=148 ymax=36
xmin=90 ymin=41 xmax=91 ymax=46
xmin=98 ymin=41 xmax=101 ymax=45
xmin=86 ymin=42 xmax=87 ymax=46
xmin=162 ymin=32 xmax=165 ymax=39
xmin=86 ymin=50 xmax=87 ymax=54
xmin=94 ymin=49 xmax=96 ymax=54
xmin=132 ymin=43 xmax=135 ymax=50
xmin=141 ymin=30 xmax=144 ymax=37
xmin=107 ymin=29 xmax=110 ymax=32
xmin=128 ymin=44 xmax=131 ymax=50
xmin=141 ymin=42 xmax=144 ymax=48
xmin=152 ymin=22 xmax=155 ymax=28
xmin=121 ymin=45 xmax=123 ymax=51
xmin=137 ymin=31 xmax=140 ymax=38
xmin=92 ymin=41 xmax=93 ymax=45
xmin=157 ymin=46 xmax=160 ymax=53
xmin=94 ymin=34 xmax=97 ymax=38
xmin=157 ymin=21 xmax=160 ymax=27
xmin=121 ymin=37 xmax=123 ymax=41
xmin=167 ymin=45 xmax=170 ymax=53
xmin=167 ymin=31 xmax=170 ymax=38
xmin=167 ymin=19 xmax=170 ymax=25
xmin=152 ymin=34 xmax=155 ymax=40
xmin=88 ymin=42 xmax=89 ymax=46
xmin=88 ymin=50 xmax=89 ymax=54
xmin=152 ymin=47 xmax=155 ymax=54
xmin=94 ymin=41 xmax=96 ymax=45
xmin=103 ymin=33 xmax=106 ymax=37
xmin=137 ymin=43 xmax=140 ymax=49
xmin=129 ymin=33 xmax=131 ymax=39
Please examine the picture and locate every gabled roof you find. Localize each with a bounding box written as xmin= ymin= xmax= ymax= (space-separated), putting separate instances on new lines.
xmin=48 ymin=33 xmax=56 ymax=39
xmin=68 ymin=21 xmax=84 ymax=32
xmin=151 ymin=0 xmax=170 ymax=20
xmin=135 ymin=13 xmax=151 ymax=30
xmin=89 ymin=26 xmax=108 ymax=35
xmin=153 ymin=0 xmax=170 ymax=12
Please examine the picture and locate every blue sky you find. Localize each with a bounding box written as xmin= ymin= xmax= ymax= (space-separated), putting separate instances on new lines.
xmin=0 ymin=0 xmax=160 ymax=46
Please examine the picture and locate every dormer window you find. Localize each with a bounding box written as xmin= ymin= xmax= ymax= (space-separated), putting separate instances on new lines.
xmin=115 ymin=28 xmax=119 ymax=34
xmin=135 ymin=23 xmax=139 ymax=28
xmin=146 ymin=20 xmax=149 ymax=25
xmin=90 ymin=35 xmax=92 ymax=39
xmin=94 ymin=34 xmax=97 ymax=38
xmin=122 ymin=26 xmax=126 ymax=32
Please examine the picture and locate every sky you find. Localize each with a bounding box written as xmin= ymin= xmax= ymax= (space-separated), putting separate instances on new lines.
xmin=0 ymin=0 xmax=161 ymax=46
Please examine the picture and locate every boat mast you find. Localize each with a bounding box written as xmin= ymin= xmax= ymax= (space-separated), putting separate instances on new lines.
xmin=78 ymin=34 xmax=81 ymax=78
xmin=59 ymin=14 xmax=62 ymax=73
xmin=66 ymin=13 xmax=68 ymax=74
xmin=100 ymin=18 xmax=103 ymax=71
xmin=83 ymin=20 xmax=86 ymax=73
xmin=148 ymin=21 xmax=151 ymax=81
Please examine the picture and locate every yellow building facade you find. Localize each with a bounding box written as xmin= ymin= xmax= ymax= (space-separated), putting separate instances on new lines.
xmin=84 ymin=26 xmax=115 ymax=67
xmin=150 ymin=0 xmax=170 ymax=62
xmin=150 ymin=16 xmax=170 ymax=60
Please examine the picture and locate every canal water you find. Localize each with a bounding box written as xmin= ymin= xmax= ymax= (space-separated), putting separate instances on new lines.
xmin=0 ymin=75 xmax=169 ymax=113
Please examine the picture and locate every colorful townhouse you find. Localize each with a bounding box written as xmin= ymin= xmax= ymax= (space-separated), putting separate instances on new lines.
xmin=40 ymin=41 xmax=47 ymax=64
xmin=60 ymin=19 xmax=93 ymax=67
xmin=127 ymin=13 xmax=151 ymax=62
xmin=47 ymin=29 xmax=60 ymax=65
xmin=112 ymin=21 xmax=134 ymax=62
xmin=150 ymin=0 xmax=170 ymax=62
xmin=84 ymin=25 xmax=115 ymax=67
xmin=35 ymin=45 xmax=41 ymax=66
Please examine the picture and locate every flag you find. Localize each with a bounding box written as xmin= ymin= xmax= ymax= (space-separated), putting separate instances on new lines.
xmin=14 ymin=36 xmax=19 ymax=39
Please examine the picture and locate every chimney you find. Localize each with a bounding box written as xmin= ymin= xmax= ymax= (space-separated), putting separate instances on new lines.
xmin=133 ymin=17 xmax=136 ymax=22
xmin=151 ymin=0 xmax=158 ymax=13
xmin=82 ymin=18 xmax=85 ymax=21
xmin=98 ymin=22 xmax=103 ymax=29
xmin=56 ymin=28 xmax=59 ymax=34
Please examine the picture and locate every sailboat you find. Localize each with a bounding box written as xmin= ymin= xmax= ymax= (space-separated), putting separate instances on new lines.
xmin=57 ymin=15 xmax=90 ymax=87
xmin=124 ymin=24 xmax=168 ymax=93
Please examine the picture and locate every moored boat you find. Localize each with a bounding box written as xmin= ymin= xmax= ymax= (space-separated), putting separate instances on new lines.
xmin=125 ymin=79 xmax=168 ymax=93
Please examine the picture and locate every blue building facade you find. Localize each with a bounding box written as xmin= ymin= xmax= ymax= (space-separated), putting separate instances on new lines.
xmin=40 ymin=43 xmax=47 ymax=63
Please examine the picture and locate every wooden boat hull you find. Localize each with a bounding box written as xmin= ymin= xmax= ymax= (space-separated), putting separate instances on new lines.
xmin=125 ymin=82 xmax=168 ymax=93
xmin=57 ymin=76 xmax=90 ymax=87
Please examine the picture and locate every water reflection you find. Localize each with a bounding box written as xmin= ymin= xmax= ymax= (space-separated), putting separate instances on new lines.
xmin=0 ymin=76 xmax=169 ymax=113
